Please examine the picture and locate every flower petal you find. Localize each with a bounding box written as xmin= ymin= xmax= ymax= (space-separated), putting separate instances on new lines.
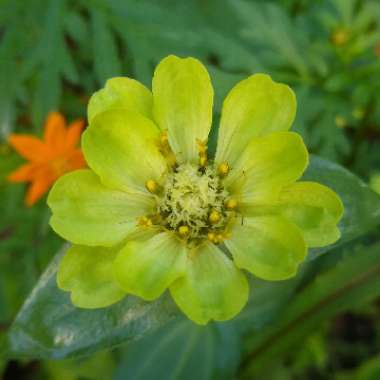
xmin=87 ymin=77 xmax=153 ymax=123
xmin=57 ymin=245 xmax=125 ymax=309
xmin=48 ymin=169 xmax=154 ymax=246
xmin=8 ymin=134 xmax=48 ymax=162
xmin=43 ymin=112 xmax=67 ymax=148
xmin=225 ymin=131 xmax=308 ymax=204
xmin=82 ymin=109 xmax=167 ymax=193
xmin=26 ymin=174 xmax=53 ymax=206
xmin=7 ymin=163 xmax=38 ymax=182
xmin=65 ymin=149 xmax=87 ymax=171
xmin=170 ymin=242 xmax=249 ymax=325
xmin=152 ymin=55 xmax=213 ymax=164
xmin=114 ymin=232 xmax=187 ymax=300
xmin=276 ymin=182 xmax=343 ymax=247
xmin=65 ymin=119 xmax=85 ymax=149
xmin=215 ymin=74 xmax=296 ymax=166
xmin=225 ymin=216 xmax=306 ymax=281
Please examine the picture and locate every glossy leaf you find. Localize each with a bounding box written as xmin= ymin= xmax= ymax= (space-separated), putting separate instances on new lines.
xmin=4 ymin=248 xmax=178 ymax=360
xmin=114 ymin=318 xmax=240 ymax=380
xmin=304 ymin=156 xmax=380 ymax=259
xmin=240 ymin=241 xmax=380 ymax=377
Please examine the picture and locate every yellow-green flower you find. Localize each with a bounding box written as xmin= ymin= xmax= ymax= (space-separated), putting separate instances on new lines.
xmin=48 ymin=55 xmax=343 ymax=325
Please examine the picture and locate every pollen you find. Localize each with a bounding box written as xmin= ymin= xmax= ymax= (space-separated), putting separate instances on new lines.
xmin=197 ymin=139 xmax=207 ymax=154
xmin=209 ymin=210 xmax=221 ymax=224
xmin=225 ymin=198 xmax=238 ymax=210
xmin=156 ymin=163 xmax=230 ymax=242
xmin=138 ymin=216 xmax=153 ymax=228
xmin=207 ymin=231 xmax=216 ymax=242
xmin=199 ymin=153 xmax=207 ymax=167
xmin=178 ymin=225 xmax=190 ymax=237
xmin=158 ymin=131 xmax=176 ymax=167
xmin=160 ymin=132 xmax=168 ymax=144
xmin=145 ymin=179 xmax=159 ymax=193
xmin=218 ymin=162 xmax=230 ymax=176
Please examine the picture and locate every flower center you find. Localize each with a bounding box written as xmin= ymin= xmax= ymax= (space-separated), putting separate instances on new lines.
xmin=142 ymin=162 xmax=237 ymax=245
xmin=159 ymin=163 xmax=228 ymax=238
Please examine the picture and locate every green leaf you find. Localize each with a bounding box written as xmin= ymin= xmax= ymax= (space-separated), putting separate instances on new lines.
xmin=304 ymin=155 xmax=380 ymax=259
xmin=0 ymin=25 xmax=26 ymax=139
xmin=4 ymin=248 xmax=178 ymax=360
xmin=239 ymin=241 xmax=380 ymax=377
xmin=231 ymin=1 xmax=311 ymax=79
xmin=115 ymin=319 xmax=240 ymax=380
xmin=91 ymin=8 xmax=122 ymax=85
xmin=101 ymin=0 xmax=259 ymax=85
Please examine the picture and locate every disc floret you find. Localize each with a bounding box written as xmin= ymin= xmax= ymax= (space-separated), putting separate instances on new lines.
xmin=155 ymin=163 xmax=231 ymax=242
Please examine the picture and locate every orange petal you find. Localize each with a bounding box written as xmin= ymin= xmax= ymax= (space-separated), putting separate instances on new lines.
xmin=65 ymin=119 xmax=85 ymax=148
xmin=7 ymin=163 xmax=38 ymax=183
xmin=8 ymin=134 xmax=48 ymax=162
xmin=67 ymin=149 xmax=87 ymax=170
xmin=25 ymin=175 xmax=54 ymax=206
xmin=44 ymin=112 xmax=67 ymax=148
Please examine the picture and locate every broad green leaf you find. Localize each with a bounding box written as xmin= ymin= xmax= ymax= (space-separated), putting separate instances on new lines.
xmin=240 ymin=241 xmax=380 ymax=377
xmin=304 ymin=156 xmax=380 ymax=259
xmin=114 ymin=319 xmax=240 ymax=380
xmin=4 ymin=248 xmax=178 ymax=360
xmin=43 ymin=350 xmax=116 ymax=380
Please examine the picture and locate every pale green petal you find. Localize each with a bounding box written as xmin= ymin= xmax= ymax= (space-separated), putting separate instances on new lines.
xmin=225 ymin=131 xmax=308 ymax=204
xmin=57 ymin=245 xmax=125 ymax=309
xmin=276 ymin=181 xmax=343 ymax=247
xmin=114 ymin=232 xmax=186 ymax=301
xmin=88 ymin=77 xmax=152 ymax=123
xmin=152 ymin=55 xmax=213 ymax=164
xmin=216 ymin=73 xmax=296 ymax=165
xmin=170 ymin=242 xmax=249 ymax=325
xmin=225 ymin=216 xmax=306 ymax=281
xmin=82 ymin=109 xmax=167 ymax=193
xmin=48 ymin=169 xmax=154 ymax=247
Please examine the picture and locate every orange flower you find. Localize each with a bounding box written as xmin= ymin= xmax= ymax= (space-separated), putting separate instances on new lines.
xmin=8 ymin=112 xmax=86 ymax=206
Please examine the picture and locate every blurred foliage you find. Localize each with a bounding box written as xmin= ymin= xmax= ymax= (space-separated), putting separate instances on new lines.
xmin=1 ymin=0 xmax=380 ymax=379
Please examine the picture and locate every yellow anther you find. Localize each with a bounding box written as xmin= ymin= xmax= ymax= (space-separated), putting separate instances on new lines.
xmin=158 ymin=132 xmax=176 ymax=167
xmin=197 ymin=139 xmax=208 ymax=154
xmin=199 ymin=153 xmax=207 ymax=167
xmin=160 ymin=132 xmax=168 ymax=144
xmin=216 ymin=234 xmax=224 ymax=243
xmin=178 ymin=225 xmax=190 ymax=237
xmin=145 ymin=179 xmax=158 ymax=193
xmin=225 ymin=198 xmax=238 ymax=210
xmin=207 ymin=231 xmax=216 ymax=242
xmin=138 ymin=216 xmax=152 ymax=228
xmin=218 ymin=162 xmax=230 ymax=176
xmin=209 ymin=210 xmax=221 ymax=224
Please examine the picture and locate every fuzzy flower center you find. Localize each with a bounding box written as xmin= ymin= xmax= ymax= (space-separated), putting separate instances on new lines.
xmin=156 ymin=163 xmax=230 ymax=242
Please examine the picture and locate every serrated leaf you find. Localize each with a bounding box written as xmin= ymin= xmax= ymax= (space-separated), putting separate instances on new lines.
xmin=3 ymin=248 xmax=178 ymax=360
xmin=29 ymin=0 xmax=79 ymax=128
xmin=101 ymin=0 xmax=259 ymax=85
xmin=91 ymin=9 xmax=122 ymax=84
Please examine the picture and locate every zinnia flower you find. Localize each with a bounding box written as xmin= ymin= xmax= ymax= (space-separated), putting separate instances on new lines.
xmin=48 ymin=56 xmax=343 ymax=324
xmin=8 ymin=112 xmax=86 ymax=206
